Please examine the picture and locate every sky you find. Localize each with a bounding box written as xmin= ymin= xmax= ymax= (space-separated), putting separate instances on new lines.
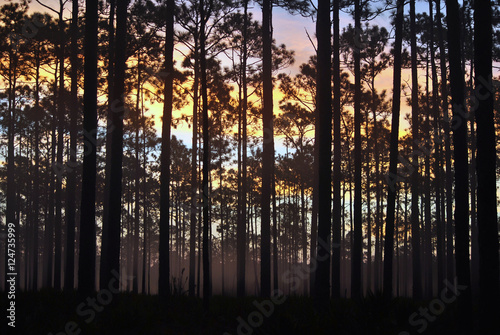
xmin=24 ymin=0 xmax=485 ymax=152
xmin=159 ymin=2 xmax=404 ymax=149
xmin=14 ymin=0 xmax=500 ymax=250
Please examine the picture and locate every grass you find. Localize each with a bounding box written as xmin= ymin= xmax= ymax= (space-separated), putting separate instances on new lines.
xmin=0 ymin=290 xmax=487 ymax=335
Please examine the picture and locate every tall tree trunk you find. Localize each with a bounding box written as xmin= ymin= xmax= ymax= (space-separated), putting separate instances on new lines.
xmin=260 ymin=0 xmax=273 ymax=298
xmin=474 ymin=0 xmax=499 ymax=331
xmin=78 ymin=0 xmax=98 ymax=296
xmin=64 ymin=0 xmax=79 ymax=292
xmin=200 ymin=0 xmax=211 ymax=309
xmin=311 ymin=66 xmax=320 ymax=296
xmin=272 ymin=172 xmax=278 ymax=292
xmin=126 ymin=186 xmax=132 ymax=291
xmin=446 ymin=1 xmax=472 ymax=333
xmin=466 ymin=2 xmax=478 ymax=296
xmin=30 ymin=62 xmax=40 ymax=291
xmin=26 ymin=136 xmax=34 ymax=290
xmin=314 ymin=0 xmax=331 ymax=309
xmin=159 ymin=0 xmax=174 ymax=299
xmin=311 ymin=116 xmax=319 ymax=295
xmin=101 ymin=0 xmax=128 ymax=291
xmin=436 ymin=0 xmax=454 ymax=285
xmin=410 ymin=0 xmax=422 ymax=300
xmin=133 ymin=58 xmax=141 ymax=294
xmin=429 ymin=0 xmax=445 ymax=294
xmin=220 ymin=161 xmax=225 ymax=296
xmin=470 ymin=96 xmax=479 ymax=297
xmin=102 ymin=0 xmax=115 ymax=285
xmin=5 ymin=56 xmax=17 ymax=290
xmin=383 ymin=0 xmax=403 ymax=300
xmin=44 ymin=48 xmax=59 ymax=292
xmin=424 ymin=51 xmax=432 ymax=299
xmin=54 ymin=1 xmax=66 ymax=291
xmin=142 ymin=207 xmax=147 ymax=294
xmin=242 ymin=49 xmax=249 ymax=293
xmin=141 ymin=106 xmax=148 ymax=294
xmin=300 ymin=179 xmax=307 ymax=295
xmin=351 ymin=0 xmax=363 ymax=299
xmin=189 ymin=31 xmax=199 ymax=297
xmin=395 ymin=197 xmax=400 ymax=297
xmin=365 ymin=112 xmax=371 ymax=295
xmin=237 ymin=0 xmax=249 ymax=298
xmin=404 ymin=181 xmax=409 ymax=296
xmin=46 ymin=98 xmax=57 ymax=290
xmin=331 ymin=0 xmax=341 ymax=299
xmin=371 ymin=75 xmax=380 ymax=294
xmin=32 ymin=49 xmax=42 ymax=290
xmin=197 ymin=144 xmax=202 ymax=298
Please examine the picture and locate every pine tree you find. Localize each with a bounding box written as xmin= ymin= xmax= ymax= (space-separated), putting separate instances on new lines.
xmin=351 ymin=0 xmax=363 ymax=299
xmin=100 ymin=0 xmax=128 ymax=291
xmin=446 ymin=0 xmax=472 ymax=332
xmin=474 ymin=0 xmax=499 ymax=331
xmin=159 ymin=0 xmax=175 ymax=299
xmin=314 ymin=0 xmax=332 ymax=309
xmin=64 ymin=0 xmax=79 ymax=292
xmin=410 ymin=0 xmax=422 ymax=300
xmin=78 ymin=0 xmax=98 ymax=296
xmin=260 ymin=0 xmax=273 ymax=298
xmin=383 ymin=0 xmax=404 ymax=300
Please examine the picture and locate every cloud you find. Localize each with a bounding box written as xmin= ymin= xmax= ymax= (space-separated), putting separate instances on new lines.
xmin=272 ymin=8 xmax=316 ymax=75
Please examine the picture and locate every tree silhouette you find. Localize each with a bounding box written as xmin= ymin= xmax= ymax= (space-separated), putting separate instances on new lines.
xmin=199 ymin=0 xmax=211 ymax=308
xmin=474 ymin=0 xmax=499 ymax=331
xmin=100 ymin=0 xmax=128 ymax=293
xmin=64 ymin=0 xmax=79 ymax=292
xmin=383 ymin=0 xmax=403 ymax=300
xmin=78 ymin=0 xmax=98 ymax=296
xmin=0 ymin=2 xmax=499 ymax=334
xmin=409 ymin=0 xmax=422 ymax=301
xmin=238 ymin=0 xmax=250 ymax=299
xmin=260 ymin=0 xmax=273 ymax=299
xmin=159 ymin=0 xmax=174 ymax=299
xmin=446 ymin=0 xmax=472 ymax=333
xmin=351 ymin=0 xmax=363 ymax=300
xmin=313 ymin=0 xmax=331 ymax=310
xmin=332 ymin=0 xmax=342 ymax=300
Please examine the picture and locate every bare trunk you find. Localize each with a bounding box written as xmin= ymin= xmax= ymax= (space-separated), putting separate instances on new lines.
xmin=159 ymin=0 xmax=174 ymax=299
xmin=314 ymin=0 xmax=332 ymax=308
xmin=78 ymin=0 xmax=98 ymax=296
xmin=474 ymin=0 xmax=499 ymax=331
xmin=446 ymin=1 xmax=472 ymax=332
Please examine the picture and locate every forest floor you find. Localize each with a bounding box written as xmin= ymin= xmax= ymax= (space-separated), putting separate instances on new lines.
xmin=0 ymin=290 xmax=492 ymax=335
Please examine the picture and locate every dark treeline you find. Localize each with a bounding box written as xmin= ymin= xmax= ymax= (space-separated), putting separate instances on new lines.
xmin=0 ymin=0 xmax=499 ymax=327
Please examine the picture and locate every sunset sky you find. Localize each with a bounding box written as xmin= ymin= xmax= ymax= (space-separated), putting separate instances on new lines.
xmin=26 ymin=0 xmax=478 ymax=150
xmin=159 ymin=3 xmax=411 ymax=149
